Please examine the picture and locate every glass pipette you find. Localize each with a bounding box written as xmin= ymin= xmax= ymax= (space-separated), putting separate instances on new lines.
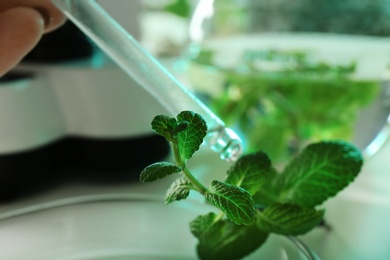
xmin=51 ymin=0 xmax=242 ymax=161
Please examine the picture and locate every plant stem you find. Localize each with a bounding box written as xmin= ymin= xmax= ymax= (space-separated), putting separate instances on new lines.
xmin=172 ymin=141 xmax=182 ymax=166
xmin=214 ymin=211 xmax=225 ymax=223
xmin=172 ymin=142 xmax=208 ymax=195
xmin=182 ymin=165 xmax=208 ymax=195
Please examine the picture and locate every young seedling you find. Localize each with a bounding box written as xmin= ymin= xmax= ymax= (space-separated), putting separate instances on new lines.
xmin=140 ymin=111 xmax=363 ymax=259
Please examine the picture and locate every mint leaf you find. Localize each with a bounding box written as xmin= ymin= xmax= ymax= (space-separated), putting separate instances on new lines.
xmin=177 ymin=111 xmax=207 ymax=160
xmin=250 ymin=168 xmax=281 ymax=207
xmin=151 ymin=115 xmax=178 ymax=142
xmin=140 ymin=162 xmax=181 ymax=182
xmin=205 ymin=180 xmax=255 ymax=225
xmin=165 ymin=177 xmax=194 ymax=204
xmin=190 ymin=213 xmax=268 ymax=260
xmin=190 ymin=212 xmax=221 ymax=239
xmin=256 ymin=204 xmax=325 ymax=235
xmin=276 ymin=141 xmax=363 ymax=207
xmin=225 ymin=151 xmax=273 ymax=195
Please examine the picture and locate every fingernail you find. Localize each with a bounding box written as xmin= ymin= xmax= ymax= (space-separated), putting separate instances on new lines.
xmin=33 ymin=7 xmax=52 ymax=29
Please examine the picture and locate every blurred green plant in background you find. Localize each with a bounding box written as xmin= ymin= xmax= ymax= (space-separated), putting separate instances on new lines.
xmin=163 ymin=0 xmax=191 ymax=18
xmin=249 ymin=0 xmax=390 ymax=36
xmin=190 ymin=50 xmax=380 ymax=163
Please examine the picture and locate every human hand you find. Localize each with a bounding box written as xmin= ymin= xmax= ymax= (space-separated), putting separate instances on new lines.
xmin=0 ymin=0 xmax=66 ymax=76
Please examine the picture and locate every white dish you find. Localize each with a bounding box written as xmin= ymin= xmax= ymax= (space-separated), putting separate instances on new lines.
xmin=0 ymin=194 xmax=317 ymax=260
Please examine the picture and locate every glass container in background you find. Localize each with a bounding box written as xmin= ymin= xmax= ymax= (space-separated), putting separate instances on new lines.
xmin=138 ymin=0 xmax=193 ymax=57
xmin=182 ymin=0 xmax=390 ymax=164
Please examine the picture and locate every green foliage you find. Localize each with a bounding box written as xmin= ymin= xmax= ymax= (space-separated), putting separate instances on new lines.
xmin=191 ymin=213 xmax=269 ymax=260
xmin=165 ymin=177 xmax=194 ymax=204
xmin=225 ymin=151 xmax=273 ymax=195
xmin=191 ymin=49 xmax=379 ymax=163
xmin=256 ymin=204 xmax=325 ymax=235
xmin=275 ymin=141 xmax=363 ymax=207
xmin=205 ymin=181 xmax=255 ymax=225
xmin=176 ymin=111 xmax=207 ymax=160
xmin=140 ymin=111 xmax=363 ymax=259
xmin=252 ymin=141 xmax=363 ymax=208
xmin=151 ymin=110 xmax=207 ymax=168
xmin=163 ymin=0 xmax=191 ymax=18
xmin=190 ymin=212 xmax=220 ymax=239
xmin=140 ymin=162 xmax=181 ymax=182
xmin=151 ymin=114 xmax=179 ymax=142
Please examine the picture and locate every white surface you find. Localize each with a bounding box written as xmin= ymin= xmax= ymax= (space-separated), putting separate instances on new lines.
xmin=0 ymin=196 xmax=204 ymax=260
xmin=0 ymin=196 xmax=313 ymax=260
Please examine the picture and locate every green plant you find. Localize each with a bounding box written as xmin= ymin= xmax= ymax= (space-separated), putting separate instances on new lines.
xmin=191 ymin=49 xmax=379 ymax=163
xmin=140 ymin=111 xmax=363 ymax=259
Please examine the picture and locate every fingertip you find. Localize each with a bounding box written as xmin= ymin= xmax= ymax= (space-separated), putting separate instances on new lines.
xmin=0 ymin=7 xmax=45 ymax=76
xmin=34 ymin=5 xmax=66 ymax=33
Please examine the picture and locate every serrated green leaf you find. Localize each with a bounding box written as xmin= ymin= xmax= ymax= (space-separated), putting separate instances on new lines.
xmin=276 ymin=141 xmax=363 ymax=207
xmin=151 ymin=114 xmax=177 ymax=142
xmin=165 ymin=177 xmax=194 ymax=204
xmin=205 ymin=180 xmax=255 ymax=225
xmin=225 ymin=151 xmax=273 ymax=195
xmin=176 ymin=111 xmax=207 ymax=160
xmin=190 ymin=212 xmax=221 ymax=239
xmin=250 ymin=168 xmax=281 ymax=207
xmin=190 ymin=213 xmax=268 ymax=260
xmin=140 ymin=162 xmax=181 ymax=182
xmin=256 ymin=204 xmax=324 ymax=235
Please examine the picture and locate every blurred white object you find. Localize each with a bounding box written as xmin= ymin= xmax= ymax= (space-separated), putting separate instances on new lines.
xmin=98 ymin=0 xmax=141 ymax=40
xmin=0 ymin=74 xmax=65 ymax=153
